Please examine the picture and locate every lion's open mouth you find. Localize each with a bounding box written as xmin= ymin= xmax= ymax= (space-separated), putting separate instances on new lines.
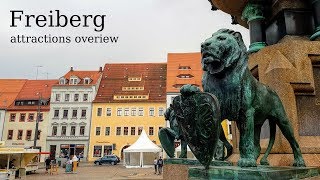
xmin=202 ymin=52 xmax=224 ymax=74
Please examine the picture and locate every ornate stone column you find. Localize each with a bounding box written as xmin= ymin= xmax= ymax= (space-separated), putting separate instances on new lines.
xmin=242 ymin=3 xmax=267 ymax=53
xmin=310 ymin=0 xmax=320 ymax=40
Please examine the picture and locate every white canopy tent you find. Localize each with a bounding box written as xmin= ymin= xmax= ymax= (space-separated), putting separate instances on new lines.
xmin=123 ymin=130 xmax=162 ymax=168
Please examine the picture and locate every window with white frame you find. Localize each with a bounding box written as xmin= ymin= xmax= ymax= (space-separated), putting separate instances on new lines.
xmin=158 ymin=107 xmax=164 ymax=116
xmin=124 ymin=127 xmax=128 ymax=135
xmin=70 ymin=78 xmax=78 ymax=85
xmin=83 ymin=94 xmax=88 ymax=101
xmin=124 ymin=108 xmax=129 ymax=116
xmin=149 ymin=127 xmax=154 ymax=135
xmin=74 ymin=94 xmax=79 ymax=102
xmin=54 ymin=110 xmax=59 ymax=118
xmin=70 ymin=126 xmax=76 ymax=136
xmin=116 ymin=127 xmax=121 ymax=135
xmin=149 ymin=108 xmax=154 ymax=116
xmin=106 ymin=108 xmax=111 ymax=116
xmin=52 ymin=126 xmax=57 ymax=136
xmin=138 ymin=127 xmax=143 ymax=135
xmin=72 ymin=110 xmax=77 ymax=118
xmin=84 ymin=78 xmax=91 ymax=84
xmin=131 ymin=108 xmax=136 ymax=116
xmin=55 ymin=94 xmax=61 ymax=102
xmin=138 ymin=108 xmax=143 ymax=116
xmin=61 ymin=126 xmax=66 ymax=136
xmin=65 ymin=94 xmax=70 ymax=102
xmin=131 ymin=127 xmax=135 ymax=135
xmin=80 ymin=126 xmax=85 ymax=136
xmin=117 ymin=108 xmax=122 ymax=116
xmin=97 ymin=108 xmax=102 ymax=116
xmin=81 ymin=109 xmax=87 ymax=118
xmin=105 ymin=127 xmax=110 ymax=136
xmin=96 ymin=127 xmax=101 ymax=136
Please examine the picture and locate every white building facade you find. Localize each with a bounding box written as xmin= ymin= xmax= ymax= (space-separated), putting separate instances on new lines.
xmin=46 ymin=69 xmax=102 ymax=161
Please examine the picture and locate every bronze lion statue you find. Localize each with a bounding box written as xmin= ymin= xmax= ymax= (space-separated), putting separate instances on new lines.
xmin=201 ymin=29 xmax=305 ymax=167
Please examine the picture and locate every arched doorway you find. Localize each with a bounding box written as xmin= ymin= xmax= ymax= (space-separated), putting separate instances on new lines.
xmin=121 ymin=145 xmax=130 ymax=160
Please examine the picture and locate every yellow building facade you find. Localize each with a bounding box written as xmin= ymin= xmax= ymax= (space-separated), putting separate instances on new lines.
xmin=88 ymin=63 xmax=167 ymax=161
xmin=88 ymin=102 xmax=166 ymax=161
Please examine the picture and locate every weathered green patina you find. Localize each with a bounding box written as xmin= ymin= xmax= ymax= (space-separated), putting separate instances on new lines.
xmin=158 ymin=105 xmax=187 ymax=158
xmin=201 ymin=29 xmax=305 ymax=167
xmin=241 ymin=3 xmax=264 ymax=22
xmin=172 ymin=84 xmax=221 ymax=169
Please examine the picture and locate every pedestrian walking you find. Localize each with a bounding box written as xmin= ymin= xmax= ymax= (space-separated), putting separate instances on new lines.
xmin=45 ymin=157 xmax=51 ymax=173
xmin=153 ymin=157 xmax=158 ymax=174
xmin=157 ymin=156 xmax=163 ymax=175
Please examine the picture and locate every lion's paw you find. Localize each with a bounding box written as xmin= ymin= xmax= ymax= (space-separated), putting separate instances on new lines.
xmin=237 ymin=158 xmax=257 ymax=167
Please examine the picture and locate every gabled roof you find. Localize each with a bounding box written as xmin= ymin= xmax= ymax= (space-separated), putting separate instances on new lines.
xmin=167 ymin=52 xmax=203 ymax=93
xmin=57 ymin=69 xmax=102 ymax=86
xmin=123 ymin=130 xmax=162 ymax=152
xmin=7 ymin=80 xmax=58 ymax=111
xmin=94 ymin=63 xmax=166 ymax=103
xmin=0 ymin=79 xmax=27 ymax=109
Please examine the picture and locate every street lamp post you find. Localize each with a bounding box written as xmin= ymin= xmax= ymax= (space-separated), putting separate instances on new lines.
xmin=33 ymin=92 xmax=42 ymax=148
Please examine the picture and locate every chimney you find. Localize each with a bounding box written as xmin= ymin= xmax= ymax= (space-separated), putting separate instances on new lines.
xmin=70 ymin=67 xmax=74 ymax=71
xmin=99 ymin=67 xmax=103 ymax=72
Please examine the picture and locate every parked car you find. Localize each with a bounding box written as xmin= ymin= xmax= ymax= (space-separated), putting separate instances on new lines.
xmin=115 ymin=155 xmax=120 ymax=163
xmin=94 ymin=155 xmax=118 ymax=165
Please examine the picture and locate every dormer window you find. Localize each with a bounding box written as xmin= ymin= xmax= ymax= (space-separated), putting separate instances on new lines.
xmin=177 ymin=74 xmax=194 ymax=78
xmin=83 ymin=78 xmax=91 ymax=85
xmin=59 ymin=78 xmax=66 ymax=85
xmin=178 ymin=66 xmax=191 ymax=70
xmin=70 ymin=77 xmax=78 ymax=85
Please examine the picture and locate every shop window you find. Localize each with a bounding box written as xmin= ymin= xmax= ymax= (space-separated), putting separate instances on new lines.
xmin=131 ymin=127 xmax=135 ymax=135
xmin=7 ymin=130 xmax=13 ymax=140
xmin=124 ymin=127 xmax=128 ymax=135
xmin=96 ymin=127 xmax=101 ymax=136
xmin=116 ymin=127 xmax=121 ymax=135
xmin=10 ymin=113 xmax=16 ymax=122
xmin=97 ymin=108 xmax=102 ymax=116
xmin=93 ymin=146 xmax=102 ymax=157
xmin=17 ymin=130 xmax=23 ymax=140
xmin=104 ymin=145 xmax=112 ymax=156
xmin=105 ymin=127 xmax=110 ymax=136
xmin=60 ymin=144 xmax=69 ymax=158
xmin=76 ymin=144 xmax=85 ymax=158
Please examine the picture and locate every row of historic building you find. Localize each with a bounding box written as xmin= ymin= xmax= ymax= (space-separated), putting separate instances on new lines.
xmin=0 ymin=52 xmax=231 ymax=162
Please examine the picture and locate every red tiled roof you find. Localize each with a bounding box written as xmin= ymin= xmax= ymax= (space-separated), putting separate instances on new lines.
xmin=167 ymin=52 xmax=203 ymax=93
xmin=56 ymin=70 xmax=102 ymax=86
xmin=0 ymin=79 xmax=27 ymax=109
xmin=7 ymin=80 xmax=58 ymax=111
xmin=94 ymin=63 xmax=167 ymax=103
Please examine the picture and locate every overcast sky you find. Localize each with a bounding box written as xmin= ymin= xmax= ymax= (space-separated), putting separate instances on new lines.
xmin=0 ymin=0 xmax=249 ymax=79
